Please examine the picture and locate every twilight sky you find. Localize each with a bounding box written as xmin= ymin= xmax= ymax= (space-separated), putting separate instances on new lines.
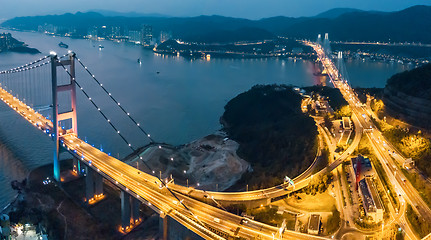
xmin=1 ymin=0 xmax=431 ymax=20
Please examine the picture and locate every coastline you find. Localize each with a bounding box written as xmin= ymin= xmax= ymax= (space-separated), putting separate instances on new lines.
xmin=0 ymin=32 xmax=40 ymax=54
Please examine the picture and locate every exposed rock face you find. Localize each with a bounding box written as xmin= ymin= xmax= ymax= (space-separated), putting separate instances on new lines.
xmin=383 ymin=63 xmax=431 ymax=129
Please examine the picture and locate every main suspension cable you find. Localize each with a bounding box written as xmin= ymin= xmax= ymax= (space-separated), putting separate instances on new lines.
xmin=75 ymin=55 xmax=155 ymax=143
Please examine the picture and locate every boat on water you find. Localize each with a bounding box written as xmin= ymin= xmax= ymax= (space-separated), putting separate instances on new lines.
xmin=98 ymin=45 xmax=104 ymax=49
xmin=58 ymin=42 xmax=68 ymax=48
xmin=137 ymin=58 xmax=141 ymax=64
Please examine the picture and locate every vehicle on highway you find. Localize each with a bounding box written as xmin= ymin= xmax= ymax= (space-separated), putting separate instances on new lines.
xmin=240 ymin=218 xmax=248 ymax=224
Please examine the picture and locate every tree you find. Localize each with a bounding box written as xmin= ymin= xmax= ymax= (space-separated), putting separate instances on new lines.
xmin=334 ymin=105 xmax=352 ymax=119
xmin=326 ymin=208 xmax=341 ymax=234
xmin=323 ymin=114 xmax=333 ymax=130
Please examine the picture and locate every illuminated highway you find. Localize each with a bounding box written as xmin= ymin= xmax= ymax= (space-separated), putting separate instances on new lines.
xmin=305 ymin=40 xmax=430 ymax=238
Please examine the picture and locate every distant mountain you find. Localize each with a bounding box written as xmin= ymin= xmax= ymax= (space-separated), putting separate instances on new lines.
xmin=88 ymin=9 xmax=169 ymax=18
xmin=281 ymin=5 xmax=431 ymax=43
xmin=2 ymin=5 xmax=431 ymax=43
xmin=314 ymin=8 xmax=363 ymax=19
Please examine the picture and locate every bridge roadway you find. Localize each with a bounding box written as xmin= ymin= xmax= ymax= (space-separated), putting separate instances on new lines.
xmin=0 ymin=81 xmax=329 ymax=239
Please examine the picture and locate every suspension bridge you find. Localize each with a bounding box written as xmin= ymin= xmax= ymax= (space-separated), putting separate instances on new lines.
xmin=0 ymin=51 xmax=331 ymax=240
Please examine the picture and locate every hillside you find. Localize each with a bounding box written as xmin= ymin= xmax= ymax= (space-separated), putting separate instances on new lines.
xmin=383 ymin=63 xmax=431 ymax=129
xmin=314 ymin=8 xmax=364 ymax=19
xmin=2 ymin=5 xmax=431 ymax=43
xmin=385 ymin=63 xmax=431 ymax=101
xmin=221 ymin=85 xmax=318 ymax=189
xmin=0 ymin=33 xmax=40 ymax=54
xmin=282 ymin=5 xmax=431 ymax=43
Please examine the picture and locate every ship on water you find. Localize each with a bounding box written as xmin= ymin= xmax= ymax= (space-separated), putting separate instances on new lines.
xmin=58 ymin=42 xmax=68 ymax=48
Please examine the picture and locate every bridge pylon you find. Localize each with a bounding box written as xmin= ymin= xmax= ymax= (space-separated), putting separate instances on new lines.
xmin=50 ymin=52 xmax=79 ymax=182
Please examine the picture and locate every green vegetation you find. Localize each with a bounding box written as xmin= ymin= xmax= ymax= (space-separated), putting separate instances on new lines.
xmin=355 ymin=218 xmax=379 ymax=230
xmin=372 ymin=118 xmax=431 ymax=209
xmin=406 ymin=204 xmax=431 ymax=238
xmin=0 ymin=33 xmax=40 ymax=54
xmin=383 ymin=128 xmax=430 ymax=160
xmin=323 ymin=114 xmax=333 ymax=130
xmin=326 ymin=208 xmax=341 ymax=234
xmin=401 ymin=169 xmax=431 ymax=207
xmin=373 ymin=114 xmax=431 ymax=179
xmin=371 ymin=157 xmax=399 ymax=211
xmin=303 ymin=174 xmax=332 ymax=196
xmin=342 ymin=163 xmax=353 ymax=205
xmin=354 ymin=88 xmax=383 ymax=104
xmin=382 ymin=128 xmax=431 ymax=176
xmin=225 ymin=204 xmax=247 ymax=216
xmin=386 ymin=63 xmax=431 ymax=101
xmin=337 ymin=170 xmax=347 ymax=207
xmin=285 ymin=192 xmax=336 ymax=212
xmin=384 ymin=63 xmax=431 ymax=129
xmin=367 ymin=86 xmax=431 ymax=208
xmin=303 ymin=86 xmax=348 ymax=112
xmin=334 ymin=105 xmax=352 ymax=119
xmin=370 ymin=99 xmax=385 ymax=114
xmin=313 ymin=144 xmax=329 ymax=174
xmin=222 ymin=85 xmax=318 ymax=189
xmin=247 ymin=206 xmax=286 ymax=227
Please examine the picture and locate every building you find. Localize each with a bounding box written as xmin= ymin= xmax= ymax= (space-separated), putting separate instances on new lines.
xmin=128 ymin=30 xmax=142 ymax=43
xmin=159 ymin=31 xmax=172 ymax=43
xmin=339 ymin=130 xmax=352 ymax=146
xmin=342 ymin=117 xmax=351 ymax=130
xmin=351 ymin=155 xmax=374 ymax=187
xmin=307 ymin=214 xmax=321 ymax=235
xmin=141 ymin=25 xmax=152 ymax=46
xmin=98 ymin=26 xmax=108 ymax=39
xmin=358 ymin=178 xmax=384 ymax=223
xmin=0 ymin=33 xmax=12 ymax=51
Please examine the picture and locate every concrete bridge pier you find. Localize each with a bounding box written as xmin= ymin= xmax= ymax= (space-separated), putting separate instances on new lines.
xmin=131 ymin=197 xmax=140 ymax=224
xmin=121 ymin=191 xmax=131 ymax=232
xmin=72 ymin=158 xmax=82 ymax=176
xmin=85 ymin=166 xmax=95 ymax=203
xmin=159 ymin=214 xmax=169 ymax=240
xmin=120 ymin=191 xmax=142 ymax=233
xmin=158 ymin=214 xmax=204 ymax=240
xmin=94 ymin=173 xmax=104 ymax=196
xmin=85 ymin=166 xmax=104 ymax=204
